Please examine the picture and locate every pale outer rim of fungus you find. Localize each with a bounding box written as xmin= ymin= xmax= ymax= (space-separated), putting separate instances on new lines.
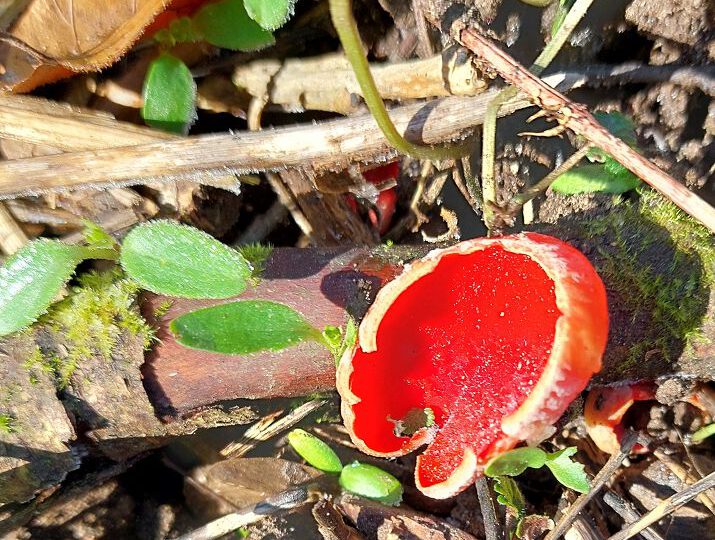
xmin=336 ymin=232 xmax=608 ymax=499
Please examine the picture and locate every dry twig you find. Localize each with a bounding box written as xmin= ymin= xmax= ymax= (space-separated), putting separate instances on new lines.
xmin=175 ymin=485 xmax=315 ymax=540
xmin=476 ymin=476 xmax=502 ymax=540
xmin=607 ymin=471 xmax=715 ymax=540
xmin=0 ymin=89 xmax=534 ymax=199
xmin=0 ymin=202 xmax=28 ymax=255
xmin=602 ymin=490 xmax=665 ymax=540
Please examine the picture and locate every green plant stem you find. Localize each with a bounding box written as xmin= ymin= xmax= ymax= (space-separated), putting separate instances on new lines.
xmin=328 ymin=0 xmax=471 ymax=161
xmin=480 ymin=0 xmax=595 ymax=230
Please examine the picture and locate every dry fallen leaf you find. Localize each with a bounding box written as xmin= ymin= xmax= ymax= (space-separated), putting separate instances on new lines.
xmin=0 ymin=0 xmax=173 ymax=92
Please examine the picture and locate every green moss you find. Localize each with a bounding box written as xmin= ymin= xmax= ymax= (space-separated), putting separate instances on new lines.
xmin=237 ymin=243 xmax=273 ymax=281
xmin=586 ymin=188 xmax=714 ymax=369
xmin=0 ymin=413 xmax=17 ymax=434
xmin=27 ymin=268 xmax=153 ymax=389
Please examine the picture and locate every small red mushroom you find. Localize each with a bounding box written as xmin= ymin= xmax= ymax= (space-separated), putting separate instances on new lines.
xmin=337 ymin=233 xmax=609 ymax=499
xmin=583 ymin=382 xmax=656 ymax=455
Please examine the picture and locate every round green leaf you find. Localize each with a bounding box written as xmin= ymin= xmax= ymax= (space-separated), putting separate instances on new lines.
xmin=192 ymin=0 xmax=275 ymax=51
xmin=244 ymin=0 xmax=295 ymax=30
xmin=169 ymin=300 xmax=322 ymax=354
xmin=544 ymin=448 xmax=590 ymax=494
xmin=287 ymin=429 xmax=343 ymax=474
xmin=339 ymin=462 xmax=403 ymax=506
xmin=120 ymin=220 xmax=251 ymax=299
xmin=484 ymin=447 xmax=547 ymax=477
xmin=141 ymin=54 xmax=196 ymax=134
xmin=0 ymin=240 xmax=99 ymax=336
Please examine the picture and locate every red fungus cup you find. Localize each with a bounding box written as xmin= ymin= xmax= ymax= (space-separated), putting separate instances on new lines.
xmin=337 ymin=233 xmax=609 ymax=499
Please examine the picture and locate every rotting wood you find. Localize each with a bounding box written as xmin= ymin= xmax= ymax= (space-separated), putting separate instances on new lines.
xmin=144 ymin=206 xmax=715 ymax=418
xmin=232 ymin=49 xmax=485 ymax=115
xmin=0 ymin=201 xmax=27 ymax=254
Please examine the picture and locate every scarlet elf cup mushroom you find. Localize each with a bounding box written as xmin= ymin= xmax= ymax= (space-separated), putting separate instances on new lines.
xmin=337 ymin=233 xmax=609 ymax=499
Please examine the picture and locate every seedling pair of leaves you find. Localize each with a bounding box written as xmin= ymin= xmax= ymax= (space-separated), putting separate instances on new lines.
xmin=287 ymin=429 xmax=403 ymax=505
xmin=550 ymin=111 xmax=643 ymax=195
xmin=142 ymin=0 xmax=296 ymax=133
xmin=0 ymin=220 xmax=351 ymax=362
xmin=484 ymin=446 xmax=590 ymax=539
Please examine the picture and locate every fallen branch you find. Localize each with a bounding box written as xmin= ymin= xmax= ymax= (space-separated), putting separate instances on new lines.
xmin=454 ymin=28 xmax=715 ymax=233
xmin=0 ymin=88 xmax=539 ymax=199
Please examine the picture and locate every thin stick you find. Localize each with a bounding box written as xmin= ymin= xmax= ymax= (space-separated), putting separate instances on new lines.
xmin=479 ymin=0 xmax=596 ymax=229
xmin=0 ymin=202 xmax=28 ymax=255
xmin=497 ymin=144 xmax=593 ymax=226
xmin=175 ymin=485 xmax=314 ymax=540
xmin=607 ymin=470 xmax=715 ymax=540
xmin=544 ymin=431 xmax=638 ymax=540
xmin=476 ymin=476 xmax=502 ymax=540
xmin=220 ymin=399 xmax=325 ymax=458
xmin=457 ymin=28 xmax=715 ymax=233
xmin=602 ymin=491 xmax=665 ymax=540
xmin=653 ymin=448 xmax=715 ymax=515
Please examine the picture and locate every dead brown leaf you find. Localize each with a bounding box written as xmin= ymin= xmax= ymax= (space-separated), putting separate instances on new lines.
xmin=0 ymin=0 xmax=170 ymax=92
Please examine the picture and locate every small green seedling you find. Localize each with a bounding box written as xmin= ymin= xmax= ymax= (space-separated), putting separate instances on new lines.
xmin=0 ymin=225 xmax=118 ymax=337
xmin=141 ymin=0 xmax=289 ymax=133
xmin=287 ymin=429 xmax=403 ymax=505
xmin=485 ymin=446 xmax=590 ymax=494
xmin=551 ymin=111 xmax=642 ymax=195
xmin=141 ymin=53 xmax=196 ymax=134
xmin=483 ymin=446 xmax=590 ymax=538
xmin=1 ymin=220 xmax=349 ymax=364
xmin=170 ymin=300 xmax=325 ymax=354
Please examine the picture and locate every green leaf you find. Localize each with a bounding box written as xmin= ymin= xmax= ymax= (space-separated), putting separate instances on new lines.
xmin=244 ymin=0 xmax=295 ymax=30
xmin=692 ymin=423 xmax=715 ymax=443
xmin=192 ymin=0 xmax=275 ymax=51
xmin=485 ymin=447 xmax=547 ymax=477
xmin=287 ymin=429 xmax=343 ymax=473
xmin=550 ymin=163 xmax=641 ymax=194
xmin=492 ymin=476 xmax=526 ymax=518
xmin=83 ymin=221 xmax=117 ymax=250
xmin=544 ymin=447 xmax=590 ymax=494
xmin=592 ymin=111 xmax=637 ymax=150
xmin=339 ymin=462 xmax=403 ymax=506
xmin=170 ymin=300 xmax=322 ymax=354
xmin=120 ymin=220 xmax=251 ymax=299
xmin=0 ymin=240 xmax=111 ymax=336
xmin=141 ymin=54 xmax=196 ymax=134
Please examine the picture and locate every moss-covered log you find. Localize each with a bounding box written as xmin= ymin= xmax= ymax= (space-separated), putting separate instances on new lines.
xmin=1 ymin=191 xmax=712 ymax=510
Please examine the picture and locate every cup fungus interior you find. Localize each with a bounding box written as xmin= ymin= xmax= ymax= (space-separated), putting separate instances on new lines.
xmin=348 ymin=246 xmax=561 ymax=490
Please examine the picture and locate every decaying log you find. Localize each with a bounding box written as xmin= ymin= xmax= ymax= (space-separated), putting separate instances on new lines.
xmin=144 ymin=200 xmax=715 ymax=418
xmin=2 ymin=198 xmax=713 ymax=509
